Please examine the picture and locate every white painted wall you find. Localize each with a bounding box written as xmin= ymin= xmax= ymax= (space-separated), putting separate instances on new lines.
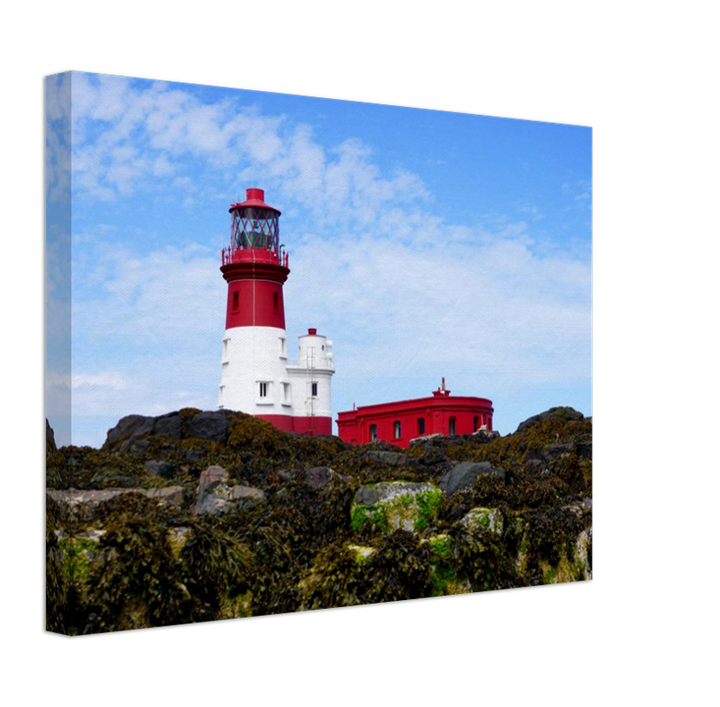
xmin=286 ymin=332 xmax=335 ymax=419
xmin=219 ymin=326 xmax=291 ymax=415
xmin=219 ymin=328 xmax=334 ymax=420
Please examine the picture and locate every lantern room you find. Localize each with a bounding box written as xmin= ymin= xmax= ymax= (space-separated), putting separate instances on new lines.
xmin=222 ymin=188 xmax=288 ymax=267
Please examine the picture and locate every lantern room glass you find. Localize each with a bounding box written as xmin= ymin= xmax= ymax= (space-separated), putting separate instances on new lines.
xmin=231 ymin=207 xmax=280 ymax=253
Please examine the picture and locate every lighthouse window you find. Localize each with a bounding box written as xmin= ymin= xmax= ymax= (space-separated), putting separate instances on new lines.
xmin=311 ymin=383 xmax=318 ymax=397
xmin=232 ymin=292 xmax=239 ymax=311
xmin=370 ymin=425 xmax=377 ymax=442
xmin=273 ymin=292 xmax=279 ymax=312
xmin=394 ymin=421 xmax=401 ymax=439
xmin=259 ymin=382 xmax=268 ymax=398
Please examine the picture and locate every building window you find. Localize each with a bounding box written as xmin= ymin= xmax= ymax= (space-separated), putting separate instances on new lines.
xmin=232 ymin=292 xmax=239 ymax=311
xmin=311 ymin=382 xmax=318 ymax=397
xmin=449 ymin=417 xmax=456 ymax=436
xmin=282 ymin=383 xmax=290 ymax=402
xmin=259 ymin=382 xmax=268 ymax=398
xmin=370 ymin=424 xmax=377 ymax=442
xmin=394 ymin=421 xmax=401 ymax=439
xmin=417 ymin=418 xmax=425 ymax=435
xmin=473 ymin=416 xmax=479 ymax=432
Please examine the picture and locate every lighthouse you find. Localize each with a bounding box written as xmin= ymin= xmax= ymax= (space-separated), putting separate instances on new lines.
xmin=218 ymin=188 xmax=335 ymax=435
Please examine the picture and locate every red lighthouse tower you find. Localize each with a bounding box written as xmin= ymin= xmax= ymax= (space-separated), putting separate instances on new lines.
xmin=218 ymin=189 xmax=335 ymax=434
xmin=220 ymin=188 xmax=289 ymax=330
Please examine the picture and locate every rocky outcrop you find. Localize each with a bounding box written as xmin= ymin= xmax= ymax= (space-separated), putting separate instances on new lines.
xmin=104 ymin=409 xmax=231 ymax=448
xmin=47 ymin=404 xmax=591 ymax=634
xmin=515 ymin=407 xmax=585 ymax=433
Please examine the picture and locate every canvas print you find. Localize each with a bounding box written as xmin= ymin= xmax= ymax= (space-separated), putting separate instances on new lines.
xmin=45 ymin=72 xmax=592 ymax=635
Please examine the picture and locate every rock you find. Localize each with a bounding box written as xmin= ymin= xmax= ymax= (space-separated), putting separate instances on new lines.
xmin=576 ymin=440 xmax=592 ymax=460
xmin=46 ymin=487 xmax=185 ymax=512
xmin=409 ymin=433 xmax=444 ymax=446
xmin=197 ymin=465 xmax=229 ymax=495
xmin=515 ymin=407 xmax=584 ymax=433
xmin=279 ymin=466 xmax=349 ymax=487
xmin=461 ymin=507 xmax=504 ymax=535
xmin=361 ymin=451 xmax=407 ymax=467
xmin=231 ymin=485 xmax=266 ymax=506
xmin=144 ymin=460 xmax=176 ymax=478
xmin=186 ymin=411 xmax=230 ymax=444
xmin=421 ymin=447 xmax=450 ymax=466
xmin=106 ymin=415 xmax=154 ymax=445
xmin=525 ymin=458 xmax=544 ymax=475
xmin=118 ymin=438 xmax=151 ymax=455
xmin=145 ymin=486 xmax=185 ymax=505
xmin=470 ymin=428 xmax=499 ymax=443
xmin=153 ymin=412 xmax=183 ymax=440
xmin=544 ymin=442 xmax=574 ymax=458
xmin=304 ymin=466 xmax=335 ymax=489
xmin=351 ymin=481 xmax=444 ymax=533
xmin=438 ymin=461 xmax=505 ymax=496
xmin=195 ymin=466 xmax=265 ymax=515
xmin=195 ymin=465 xmax=231 ymax=514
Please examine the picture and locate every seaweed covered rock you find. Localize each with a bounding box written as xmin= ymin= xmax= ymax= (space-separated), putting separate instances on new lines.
xmin=298 ymin=531 xmax=434 ymax=609
xmin=47 ymin=403 xmax=591 ymax=634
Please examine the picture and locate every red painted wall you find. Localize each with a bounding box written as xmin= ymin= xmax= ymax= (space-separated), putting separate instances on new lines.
xmin=224 ymin=278 xmax=287 ymax=329
xmin=336 ymin=393 xmax=493 ymax=448
xmin=221 ymin=259 xmax=289 ymax=330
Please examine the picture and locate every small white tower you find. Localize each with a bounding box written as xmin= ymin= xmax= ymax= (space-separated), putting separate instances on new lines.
xmin=287 ymin=328 xmax=335 ymax=435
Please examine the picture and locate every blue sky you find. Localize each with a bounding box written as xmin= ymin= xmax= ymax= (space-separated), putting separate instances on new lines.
xmin=46 ymin=71 xmax=591 ymax=448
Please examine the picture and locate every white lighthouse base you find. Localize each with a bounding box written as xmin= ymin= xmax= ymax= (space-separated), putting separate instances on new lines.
xmin=219 ymin=326 xmax=335 ymax=435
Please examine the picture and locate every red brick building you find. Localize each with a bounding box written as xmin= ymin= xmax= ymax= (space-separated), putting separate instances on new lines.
xmin=336 ymin=381 xmax=493 ymax=449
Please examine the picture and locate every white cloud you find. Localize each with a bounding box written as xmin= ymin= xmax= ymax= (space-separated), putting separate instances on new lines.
xmin=286 ymin=223 xmax=591 ymax=395
xmin=73 ymin=243 xmax=223 ymax=346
